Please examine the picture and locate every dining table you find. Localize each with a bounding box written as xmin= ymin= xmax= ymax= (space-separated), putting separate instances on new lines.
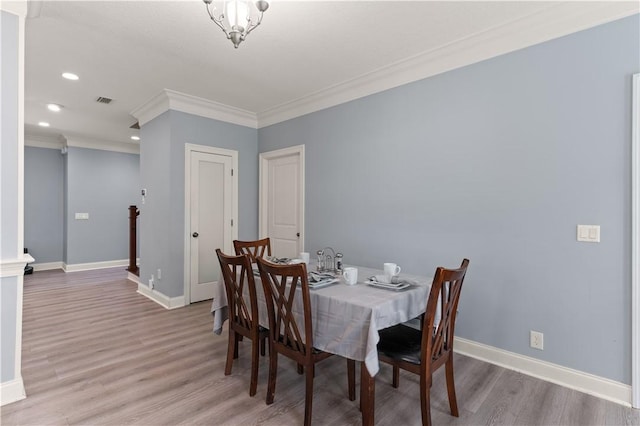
xmin=210 ymin=263 xmax=433 ymax=426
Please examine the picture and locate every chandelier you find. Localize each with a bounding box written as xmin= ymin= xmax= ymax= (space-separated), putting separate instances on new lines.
xmin=203 ymin=0 xmax=270 ymax=48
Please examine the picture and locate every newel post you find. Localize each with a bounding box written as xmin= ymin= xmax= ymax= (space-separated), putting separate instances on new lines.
xmin=127 ymin=205 xmax=140 ymax=275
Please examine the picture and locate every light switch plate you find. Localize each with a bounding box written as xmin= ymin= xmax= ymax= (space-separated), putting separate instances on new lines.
xmin=75 ymin=212 xmax=89 ymax=220
xmin=577 ymin=225 xmax=600 ymax=242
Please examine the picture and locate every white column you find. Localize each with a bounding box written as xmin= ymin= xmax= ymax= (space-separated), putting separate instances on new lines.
xmin=0 ymin=0 xmax=32 ymax=406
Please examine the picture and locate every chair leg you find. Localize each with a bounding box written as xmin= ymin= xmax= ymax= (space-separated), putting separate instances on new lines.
xmin=297 ymin=363 xmax=304 ymax=374
xmin=225 ymin=330 xmax=236 ymax=376
xmin=347 ymin=359 xmax=356 ymax=401
xmin=392 ymin=365 xmax=400 ymax=388
xmin=304 ymin=364 xmax=315 ymax=426
xmin=266 ymin=349 xmax=278 ymax=405
xmin=233 ymin=332 xmax=239 ymax=359
xmin=260 ymin=336 xmax=266 ymax=356
xmin=445 ymin=355 xmax=459 ymax=417
xmin=420 ymin=374 xmax=432 ymax=426
xmin=249 ymin=337 xmax=259 ymax=397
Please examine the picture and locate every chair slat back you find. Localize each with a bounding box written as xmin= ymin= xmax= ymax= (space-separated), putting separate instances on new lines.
xmin=422 ymin=259 xmax=469 ymax=367
xmin=216 ymin=249 xmax=259 ymax=333
xmin=233 ymin=238 xmax=272 ymax=263
xmin=257 ymin=258 xmax=313 ymax=358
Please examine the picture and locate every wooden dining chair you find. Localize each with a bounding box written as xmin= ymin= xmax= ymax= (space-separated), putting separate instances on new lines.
xmin=256 ymin=258 xmax=356 ymax=426
xmin=216 ymin=249 xmax=269 ymax=397
xmin=233 ymin=238 xmax=271 ymax=263
xmin=377 ymin=258 xmax=470 ymax=426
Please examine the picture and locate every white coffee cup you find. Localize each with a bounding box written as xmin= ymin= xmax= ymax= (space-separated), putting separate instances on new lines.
xmin=300 ymin=252 xmax=310 ymax=264
xmin=383 ymin=263 xmax=401 ymax=279
xmin=343 ymin=267 xmax=358 ymax=285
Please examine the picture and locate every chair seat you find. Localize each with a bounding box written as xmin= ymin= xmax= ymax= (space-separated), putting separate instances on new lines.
xmin=378 ymin=324 xmax=422 ymax=365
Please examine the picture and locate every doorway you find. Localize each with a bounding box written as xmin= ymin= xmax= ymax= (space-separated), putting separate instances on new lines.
xmin=259 ymin=145 xmax=305 ymax=258
xmin=184 ymin=144 xmax=238 ymax=304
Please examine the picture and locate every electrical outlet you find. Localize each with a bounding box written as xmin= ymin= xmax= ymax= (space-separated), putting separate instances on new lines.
xmin=157 ymin=268 xmax=162 ymax=280
xmin=530 ymin=330 xmax=544 ymax=350
xmin=149 ymin=274 xmax=154 ymax=290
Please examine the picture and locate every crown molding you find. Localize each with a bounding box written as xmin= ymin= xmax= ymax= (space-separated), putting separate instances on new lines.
xmin=131 ymin=89 xmax=258 ymax=129
xmin=256 ymin=2 xmax=639 ymax=128
xmin=0 ymin=1 xmax=27 ymax=17
xmin=130 ymin=90 xmax=169 ymax=127
xmin=24 ymin=133 xmax=65 ymax=150
xmin=132 ymin=3 xmax=639 ymax=130
xmin=25 ymin=132 xmax=139 ymax=154
xmin=65 ymin=136 xmax=140 ymax=155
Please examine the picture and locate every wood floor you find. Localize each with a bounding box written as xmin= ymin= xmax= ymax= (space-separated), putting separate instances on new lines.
xmin=1 ymin=267 xmax=638 ymax=425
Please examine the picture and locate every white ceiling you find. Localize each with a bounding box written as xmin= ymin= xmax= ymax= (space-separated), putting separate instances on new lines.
xmin=22 ymin=1 xmax=639 ymax=150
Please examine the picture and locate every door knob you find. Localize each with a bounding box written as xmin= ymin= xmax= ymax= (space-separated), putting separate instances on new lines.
xmin=296 ymin=232 xmax=300 ymax=237
xmin=192 ymin=232 xmax=199 ymax=238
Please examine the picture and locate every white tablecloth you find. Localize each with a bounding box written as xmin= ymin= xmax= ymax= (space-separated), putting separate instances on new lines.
xmin=211 ymin=266 xmax=432 ymax=377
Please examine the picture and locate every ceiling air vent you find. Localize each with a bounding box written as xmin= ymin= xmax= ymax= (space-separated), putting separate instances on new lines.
xmin=96 ymin=96 xmax=113 ymax=104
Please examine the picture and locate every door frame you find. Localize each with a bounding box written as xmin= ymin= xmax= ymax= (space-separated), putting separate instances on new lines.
xmin=259 ymin=144 xmax=305 ymax=252
xmin=632 ymin=73 xmax=639 ymax=408
xmin=183 ymin=143 xmax=238 ymax=305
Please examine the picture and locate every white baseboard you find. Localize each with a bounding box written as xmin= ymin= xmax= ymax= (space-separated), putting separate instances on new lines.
xmin=454 ymin=336 xmax=632 ymax=407
xmin=0 ymin=377 xmax=26 ymax=406
xmin=127 ymin=271 xmax=140 ymax=283
xmin=136 ymin=282 xmax=185 ymax=310
xmin=63 ymin=259 xmax=129 ymax=272
xmin=32 ymin=261 xmax=63 ymax=271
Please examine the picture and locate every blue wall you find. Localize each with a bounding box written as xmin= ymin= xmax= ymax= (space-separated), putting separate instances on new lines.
xmin=258 ymin=15 xmax=640 ymax=383
xmin=24 ymin=147 xmax=64 ymax=263
xmin=65 ymin=147 xmax=140 ymax=264
xmin=139 ymin=110 xmax=258 ymax=297
xmin=23 ymin=146 xmax=139 ymax=266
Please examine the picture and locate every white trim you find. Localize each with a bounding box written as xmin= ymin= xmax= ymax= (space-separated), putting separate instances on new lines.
xmin=131 ymin=89 xmax=257 ymax=129
xmin=454 ymin=337 xmax=632 ymax=407
xmin=0 ymin=255 xmax=34 ymax=278
xmin=128 ymin=6 xmax=639 ymax=131
xmin=31 ymin=261 xmax=64 ymax=272
xmin=256 ymin=2 xmax=639 ymax=128
xmin=16 ymin=0 xmax=26 ymax=262
xmin=183 ymin=143 xmax=239 ymax=304
xmin=24 ymin=133 xmax=65 ymax=150
xmin=632 ymin=73 xmax=640 ymax=409
xmin=127 ymin=271 xmax=140 ymax=283
xmin=1 ymin=2 xmax=27 ymax=16
xmin=62 ymin=259 xmax=129 ymax=273
xmin=65 ymin=136 xmax=139 ymax=155
xmin=0 ymin=377 xmax=26 ymax=406
xmin=136 ymin=282 xmax=185 ymax=310
xmin=258 ymin=145 xmax=305 ymax=252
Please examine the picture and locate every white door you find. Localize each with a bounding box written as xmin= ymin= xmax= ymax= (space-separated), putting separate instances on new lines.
xmin=188 ymin=149 xmax=234 ymax=303
xmin=260 ymin=146 xmax=305 ymax=258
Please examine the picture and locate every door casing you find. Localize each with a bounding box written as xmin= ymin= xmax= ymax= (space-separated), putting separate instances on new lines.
xmin=184 ymin=143 xmax=238 ymax=305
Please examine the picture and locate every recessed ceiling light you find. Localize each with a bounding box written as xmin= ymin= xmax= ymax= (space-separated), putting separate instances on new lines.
xmin=47 ymin=103 xmax=62 ymax=112
xmin=131 ymin=136 xmax=140 ymax=141
xmin=62 ymin=72 xmax=79 ymax=81
xmin=38 ymin=122 xmax=50 ymax=127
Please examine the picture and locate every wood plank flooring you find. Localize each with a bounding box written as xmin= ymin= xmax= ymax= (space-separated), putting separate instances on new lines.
xmin=1 ymin=267 xmax=638 ymax=425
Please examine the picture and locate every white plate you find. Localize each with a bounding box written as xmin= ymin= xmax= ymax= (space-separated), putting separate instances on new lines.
xmin=365 ymin=280 xmax=411 ymax=291
xmin=308 ymin=279 xmax=339 ymax=289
